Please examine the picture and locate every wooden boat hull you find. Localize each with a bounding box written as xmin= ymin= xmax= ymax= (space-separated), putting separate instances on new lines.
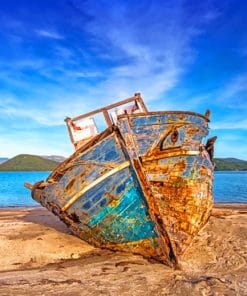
xmin=31 ymin=127 xmax=171 ymax=264
xmin=117 ymin=112 xmax=214 ymax=258
xmin=29 ymin=110 xmax=214 ymax=266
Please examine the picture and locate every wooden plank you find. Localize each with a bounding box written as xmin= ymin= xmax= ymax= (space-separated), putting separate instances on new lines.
xmin=142 ymin=150 xmax=201 ymax=162
xmin=61 ymin=161 xmax=130 ymax=212
xmin=135 ymin=93 xmax=148 ymax=113
xmin=24 ymin=182 xmax=33 ymax=190
xmin=49 ymin=127 xmax=115 ymax=181
xmin=64 ymin=117 xmax=76 ymax=147
xmin=103 ymin=109 xmax=112 ymax=127
xmin=71 ymin=95 xmax=147 ymax=122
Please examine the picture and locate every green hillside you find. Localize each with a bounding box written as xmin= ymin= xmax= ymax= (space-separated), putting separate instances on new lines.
xmin=214 ymin=158 xmax=247 ymax=171
xmin=0 ymin=154 xmax=59 ymax=171
xmin=0 ymin=154 xmax=246 ymax=171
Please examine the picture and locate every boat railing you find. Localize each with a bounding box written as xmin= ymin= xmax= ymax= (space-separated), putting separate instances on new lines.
xmin=65 ymin=93 xmax=148 ymax=150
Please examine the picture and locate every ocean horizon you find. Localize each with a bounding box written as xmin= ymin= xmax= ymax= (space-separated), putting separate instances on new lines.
xmin=0 ymin=171 xmax=246 ymax=207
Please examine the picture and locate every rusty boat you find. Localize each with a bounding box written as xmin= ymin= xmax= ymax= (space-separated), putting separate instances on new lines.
xmin=25 ymin=93 xmax=216 ymax=267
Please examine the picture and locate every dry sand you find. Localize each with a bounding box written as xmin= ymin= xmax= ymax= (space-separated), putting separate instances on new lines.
xmin=0 ymin=204 xmax=246 ymax=295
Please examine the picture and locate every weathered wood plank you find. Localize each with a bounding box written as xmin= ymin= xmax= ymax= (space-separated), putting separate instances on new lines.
xmin=61 ymin=161 xmax=130 ymax=211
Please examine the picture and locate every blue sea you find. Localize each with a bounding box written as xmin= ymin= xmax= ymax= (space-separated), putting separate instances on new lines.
xmin=0 ymin=171 xmax=246 ymax=207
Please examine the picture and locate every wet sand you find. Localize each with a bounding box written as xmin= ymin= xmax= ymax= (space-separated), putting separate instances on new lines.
xmin=0 ymin=204 xmax=246 ymax=295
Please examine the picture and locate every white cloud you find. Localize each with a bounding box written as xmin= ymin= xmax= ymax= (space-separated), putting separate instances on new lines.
xmin=0 ymin=130 xmax=71 ymax=158
xmin=69 ymin=0 xmax=219 ymax=103
xmin=217 ymin=74 xmax=247 ymax=108
xmin=214 ymin=140 xmax=247 ymax=160
xmin=0 ymin=1 xmax=226 ymax=158
xmin=0 ymin=1 xmax=222 ymax=128
xmin=0 ymin=91 xmax=101 ymax=127
xmin=35 ymin=29 xmax=64 ymax=39
xmin=203 ymin=10 xmax=222 ymax=22
xmin=211 ymin=118 xmax=247 ymax=130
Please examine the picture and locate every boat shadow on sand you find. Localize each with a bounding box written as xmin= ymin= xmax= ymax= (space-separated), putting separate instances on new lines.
xmin=20 ymin=207 xmax=73 ymax=234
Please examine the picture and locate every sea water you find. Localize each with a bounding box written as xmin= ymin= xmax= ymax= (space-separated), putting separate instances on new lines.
xmin=214 ymin=171 xmax=247 ymax=203
xmin=0 ymin=171 xmax=50 ymax=207
xmin=0 ymin=171 xmax=246 ymax=207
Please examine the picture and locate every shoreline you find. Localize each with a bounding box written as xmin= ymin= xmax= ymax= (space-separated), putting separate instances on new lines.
xmin=0 ymin=204 xmax=246 ymax=295
xmin=0 ymin=202 xmax=246 ymax=209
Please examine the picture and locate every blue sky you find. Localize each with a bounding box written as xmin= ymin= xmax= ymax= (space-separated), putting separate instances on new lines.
xmin=0 ymin=0 xmax=246 ymax=159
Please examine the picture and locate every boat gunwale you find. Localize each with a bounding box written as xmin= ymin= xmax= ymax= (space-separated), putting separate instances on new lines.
xmin=48 ymin=126 xmax=118 ymax=181
xmin=141 ymin=149 xmax=202 ymax=162
xmin=46 ymin=110 xmax=209 ymax=185
xmin=117 ymin=110 xmax=210 ymax=122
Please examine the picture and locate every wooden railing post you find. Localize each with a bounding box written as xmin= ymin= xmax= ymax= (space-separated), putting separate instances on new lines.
xmin=135 ymin=93 xmax=148 ymax=113
xmin=64 ymin=117 xmax=76 ymax=148
xmin=103 ymin=109 xmax=112 ymax=127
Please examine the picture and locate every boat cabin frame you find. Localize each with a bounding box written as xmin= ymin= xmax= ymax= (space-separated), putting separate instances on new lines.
xmin=65 ymin=93 xmax=148 ymax=150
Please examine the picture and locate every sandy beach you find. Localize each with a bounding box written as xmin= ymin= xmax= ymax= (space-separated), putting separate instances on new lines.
xmin=0 ymin=204 xmax=246 ymax=296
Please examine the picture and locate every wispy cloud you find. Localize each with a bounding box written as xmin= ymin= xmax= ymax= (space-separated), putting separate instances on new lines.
xmin=202 ymin=10 xmax=222 ymax=22
xmin=0 ymin=90 xmax=101 ymax=127
xmin=212 ymin=118 xmax=247 ymax=130
xmin=0 ymin=129 xmax=70 ymax=157
xmin=6 ymin=0 xmax=247 ymax=159
xmin=215 ymin=140 xmax=247 ymax=160
xmin=35 ymin=29 xmax=64 ymax=39
xmin=69 ymin=1 xmax=220 ymax=102
xmin=217 ymin=74 xmax=247 ymax=108
xmin=0 ymin=1 xmax=222 ymax=127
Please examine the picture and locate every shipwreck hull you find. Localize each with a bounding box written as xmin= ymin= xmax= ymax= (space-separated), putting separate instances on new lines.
xmin=117 ymin=112 xmax=214 ymax=258
xmin=142 ymin=155 xmax=213 ymax=256
xmin=28 ymin=99 xmax=215 ymax=266
xmin=31 ymin=127 xmax=171 ymax=264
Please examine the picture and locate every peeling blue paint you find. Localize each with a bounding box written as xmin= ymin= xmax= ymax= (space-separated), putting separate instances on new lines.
xmin=131 ymin=113 xmax=206 ymax=127
xmin=79 ymin=135 xmax=125 ymax=164
xmin=118 ymin=113 xmax=209 ymax=157
xmin=89 ymin=186 xmax=158 ymax=243
xmin=44 ymin=134 xmax=126 ymax=208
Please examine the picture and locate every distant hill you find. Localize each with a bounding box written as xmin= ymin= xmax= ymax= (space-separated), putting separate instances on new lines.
xmin=220 ymin=157 xmax=246 ymax=163
xmin=0 ymin=157 xmax=8 ymax=164
xmin=214 ymin=158 xmax=247 ymax=171
xmin=0 ymin=154 xmax=59 ymax=171
xmin=0 ymin=154 xmax=246 ymax=171
xmin=41 ymin=155 xmax=66 ymax=162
